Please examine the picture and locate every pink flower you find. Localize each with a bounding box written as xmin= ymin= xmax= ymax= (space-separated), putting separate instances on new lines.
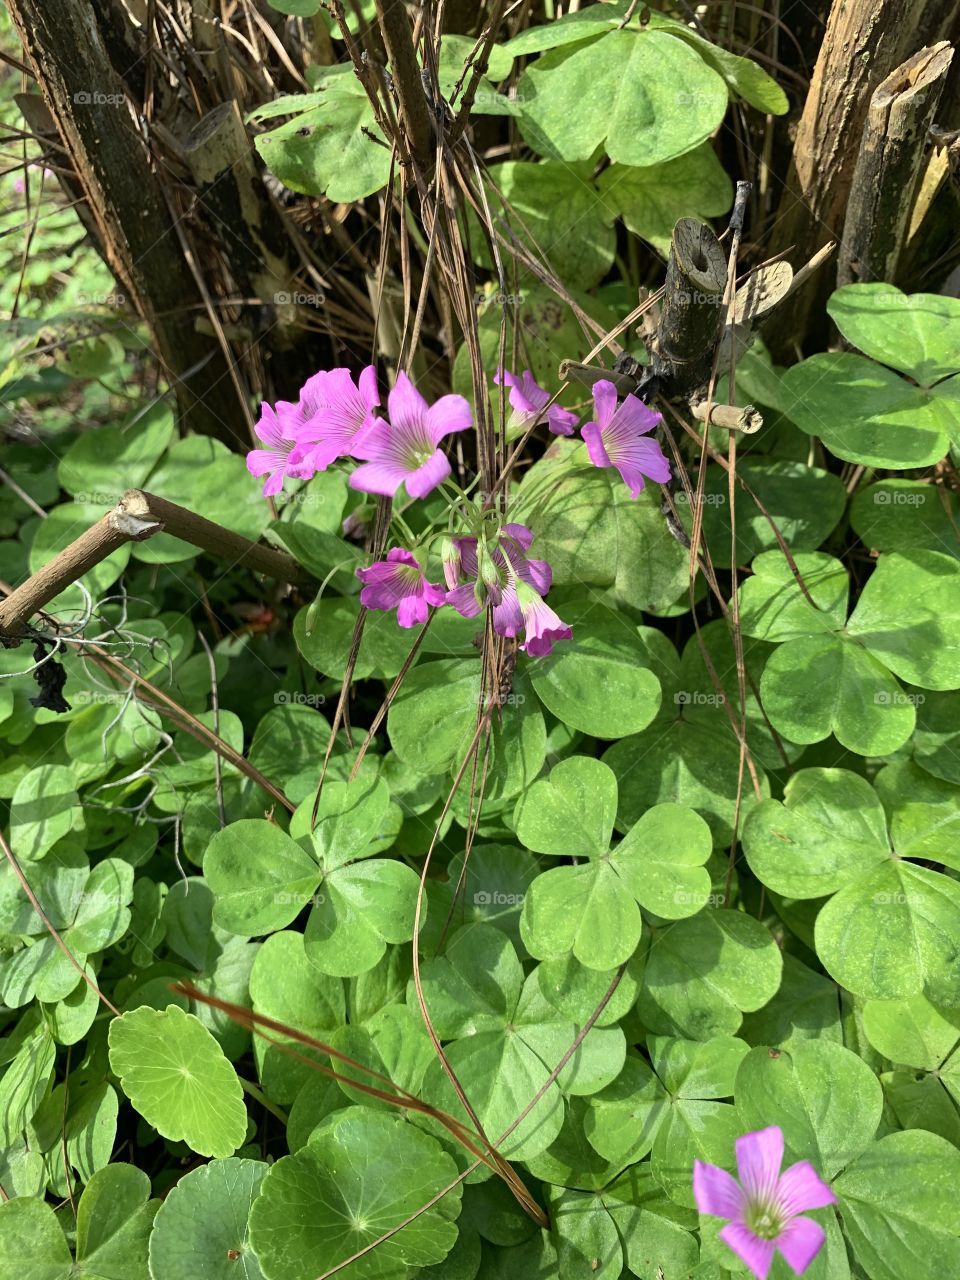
xmin=444 ymin=524 xmax=570 ymax=655
xmin=349 ymin=372 xmax=472 ymax=499
xmin=245 ymin=403 xmax=312 ymax=497
xmin=494 ymin=367 xmax=579 ymax=437
xmin=287 ymin=366 xmax=380 ymax=472
xmin=356 ymin=548 xmax=446 ymax=628
xmin=507 ymin=579 xmax=572 ymax=657
xmin=581 ymin=379 xmax=670 ymax=499
xmin=445 ymin=524 xmax=551 ymax=619
xmin=694 ymin=1126 xmax=836 ymax=1280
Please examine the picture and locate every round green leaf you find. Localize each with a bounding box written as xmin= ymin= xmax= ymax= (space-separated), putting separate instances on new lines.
xmin=149 ymin=1158 xmax=268 ymax=1280
xmin=833 ymin=1130 xmax=960 ymax=1280
xmin=735 ymin=1041 xmax=881 ymax=1178
xmin=514 ymin=756 xmax=617 ymax=858
xmin=847 ymin=551 xmax=960 ymax=690
xmin=528 ymin=624 xmax=661 ymax=739
xmin=743 ymin=768 xmax=890 ymax=899
xmin=759 ymin=634 xmax=916 ymax=755
xmin=523 ymin=445 xmax=688 ymax=614
xmin=304 ymin=858 xmax=421 ymax=977
xmin=10 ymin=764 xmax=82 ymax=860
xmin=597 ymin=144 xmax=732 ymax=257
xmin=472 ymin=161 xmax=615 ymax=290
xmin=57 ymin=402 xmax=174 ymax=501
xmin=611 ymin=803 xmax=713 ymax=919
xmin=520 ymin=860 xmax=642 ymax=970
xmin=814 ymin=861 xmax=960 ymax=1005
xmin=516 ymin=31 xmax=728 ymax=167
xmin=680 ymin=461 xmax=847 ymax=570
xmin=249 ymin=930 xmax=345 ymax=1104
xmin=108 ymin=1005 xmax=247 ymax=1157
xmin=781 ymin=352 xmax=948 ymax=468
xmin=254 ymin=87 xmax=393 ymax=203
xmin=295 ymin=595 xmax=418 ymax=681
xmin=604 ymin=717 xmax=769 ymax=848
xmin=639 ymin=910 xmax=783 ymax=1039
xmin=248 ymin=1107 xmax=461 ymax=1280
xmin=850 ymin=479 xmax=960 ymax=559
xmin=203 ymin=819 xmax=322 ymax=937
xmin=828 ymin=285 xmax=960 ymax=386
xmin=861 ymin=994 xmax=960 ymax=1071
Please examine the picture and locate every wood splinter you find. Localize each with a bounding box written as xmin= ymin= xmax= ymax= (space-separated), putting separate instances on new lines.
xmin=691 ymin=401 xmax=764 ymax=435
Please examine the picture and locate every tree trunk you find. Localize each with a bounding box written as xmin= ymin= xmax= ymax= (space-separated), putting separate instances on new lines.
xmin=838 ymin=43 xmax=954 ymax=288
xmin=764 ymin=0 xmax=960 ymax=356
xmin=8 ymin=0 xmax=250 ymax=449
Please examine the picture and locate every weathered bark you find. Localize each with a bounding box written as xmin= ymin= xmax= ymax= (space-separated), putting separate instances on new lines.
xmin=8 ymin=0 xmax=249 ymax=448
xmin=765 ymin=0 xmax=960 ymax=354
xmin=182 ymin=100 xmax=299 ymax=342
xmin=838 ymin=43 xmax=954 ymax=288
xmin=375 ymin=0 xmax=435 ymax=172
xmin=652 ymin=219 xmax=727 ymax=397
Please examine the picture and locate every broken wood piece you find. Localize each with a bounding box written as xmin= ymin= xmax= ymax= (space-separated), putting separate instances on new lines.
xmin=558 ymin=360 xmax=640 ymax=396
xmin=653 ymin=218 xmax=727 ymax=397
xmin=838 ymin=41 xmax=954 ymax=288
xmin=691 ymin=401 xmax=764 ymax=435
xmin=0 ymin=490 xmax=315 ymax=641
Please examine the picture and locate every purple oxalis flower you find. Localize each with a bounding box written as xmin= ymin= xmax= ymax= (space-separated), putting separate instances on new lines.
xmin=494 ymin=367 xmax=579 ymax=437
xmin=287 ymin=365 xmax=380 ymax=472
xmin=246 ymin=403 xmax=312 ymax=497
xmin=694 ymin=1125 xmax=836 ymax=1280
xmin=581 ymin=378 xmax=671 ymax=499
xmin=445 ymin=523 xmax=570 ymax=656
xmin=356 ymin=548 xmax=446 ymax=628
xmin=445 ymin=523 xmax=551 ymax=617
xmin=495 ymin=577 xmax=573 ymax=657
xmin=349 ymin=371 xmax=472 ymax=499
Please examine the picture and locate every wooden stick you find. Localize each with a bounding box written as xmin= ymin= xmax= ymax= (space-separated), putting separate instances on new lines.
xmin=557 ymin=360 xmax=639 ymax=396
xmin=691 ymin=401 xmax=764 ymax=435
xmin=652 ymin=218 xmax=727 ymax=397
xmin=0 ymin=490 xmax=314 ymax=640
xmin=375 ymin=0 xmax=434 ymax=172
xmin=838 ymin=42 xmax=954 ymax=287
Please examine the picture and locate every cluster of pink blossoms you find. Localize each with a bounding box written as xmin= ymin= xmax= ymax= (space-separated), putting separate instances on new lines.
xmin=246 ymin=364 xmax=670 ymax=656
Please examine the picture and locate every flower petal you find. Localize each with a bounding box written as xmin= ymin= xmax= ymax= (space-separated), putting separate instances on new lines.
xmin=405 ymin=450 xmax=451 ymax=498
xmin=719 ymin=1223 xmax=776 ymax=1280
xmin=261 ymin=469 xmax=284 ymax=498
xmin=446 ymin=585 xmax=483 ymax=618
xmin=581 ymin=421 xmax=612 ymax=469
xmin=358 ymin=364 xmax=380 ymax=409
xmin=777 ymin=1162 xmax=837 ymax=1217
xmin=736 ymin=1127 xmax=784 ymax=1205
xmin=502 ymin=523 xmax=534 ymax=551
xmin=349 ymin=461 xmax=407 ymax=497
xmin=491 ymin=581 xmax=523 ymax=637
xmin=776 ymin=1215 xmax=826 ymax=1275
xmin=348 ymin=420 xmax=392 ymax=463
xmin=618 ymin=392 xmax=662 ymax=435
xmin=425 ymin=393 xmax=473 ymax=444
xmin=591 ymin=379 xmax=619 ymax=430
xmin=253 ymin=403 xmax=285 ymax=448
xmin=547 ymin=404 xmax=579 ymax=436
xmin=387 ymin=370 xmax=429 ymax=435
xmin=396 ymin=595 xmax=430 ymax=628
xmin=693 ymin=1161 xmax=745 ymax=1220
